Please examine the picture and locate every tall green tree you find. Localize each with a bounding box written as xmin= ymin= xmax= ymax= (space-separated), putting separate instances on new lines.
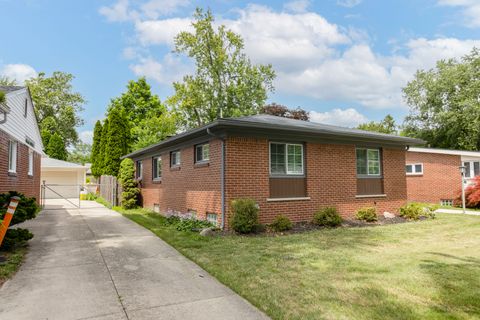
xmin=0 ymin=76 xmax=17 ymax=86
xmin=118 ymin=158 xmax=140 ymax=209
xmin=403 ymin=48 xmax=480 ymax=150
xmin=108 ymin=77 xmax=176 ymax=150
xmin=91 ymin=121 xmax=103 ymax=178
xmin=46 ymin=132 xmax=68 ymax=160
xmin=98 ymin=118 xmax=109 ymax=176
xmin=168 ymin=8 xmax=275 ymax=128
xmin=68 ymin=142 xmax=92 ymax=165
xmin=103 ymin=108 xmax=130 ymax=176
xmin=26 ymin=71 xmax=85 ymax=147
xmin=357 ymin=115 xmax=397 ymax=134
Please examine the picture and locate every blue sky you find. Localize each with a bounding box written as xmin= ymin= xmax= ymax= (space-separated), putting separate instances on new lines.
xmin=1 ymin=0 xmax=479 ymax=144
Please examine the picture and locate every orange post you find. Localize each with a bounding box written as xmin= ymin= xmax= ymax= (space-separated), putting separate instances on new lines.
xmin=0 ymin=196 xmax=21 ymax=247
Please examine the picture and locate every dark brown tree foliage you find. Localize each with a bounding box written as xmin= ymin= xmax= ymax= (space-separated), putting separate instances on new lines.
xmin=261 ymin=103 xmax=309 ymax=121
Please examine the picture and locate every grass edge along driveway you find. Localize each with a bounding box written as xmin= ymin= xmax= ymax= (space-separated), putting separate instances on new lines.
xmin=116 ymin=207 xmax=480 ymax=320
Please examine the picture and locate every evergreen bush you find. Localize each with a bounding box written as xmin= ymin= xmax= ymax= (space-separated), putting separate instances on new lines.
xmin=118 ymin=158 xmax=140 ymax=209
xmin=270 ymin=215 xmax=293 ymax=232
xmin=313 ymin=207 xmax=342 ymax=227
xmin=230 ymin=198 xmax=259 ymax=234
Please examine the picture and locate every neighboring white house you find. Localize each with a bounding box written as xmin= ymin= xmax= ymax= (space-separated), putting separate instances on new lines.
xmin=41 ymin=158 xmax=88 ymax=199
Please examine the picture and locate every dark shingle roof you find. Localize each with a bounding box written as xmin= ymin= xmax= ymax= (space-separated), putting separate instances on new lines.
xmin=0 ymin=86 xmax=24 ymax=93
xmin=124 ymin=114 xmax=424 ymax=159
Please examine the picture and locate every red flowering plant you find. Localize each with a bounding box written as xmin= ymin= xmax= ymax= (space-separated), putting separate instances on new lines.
xmin=454 ymin=176 xmax=480 ymax=208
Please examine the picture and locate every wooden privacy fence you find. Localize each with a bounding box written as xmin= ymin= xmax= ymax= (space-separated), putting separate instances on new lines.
xmin=98 ymin=175 xmax=123 ymax=207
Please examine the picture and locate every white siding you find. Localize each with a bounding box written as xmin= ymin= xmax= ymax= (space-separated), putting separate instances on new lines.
xmin=0 ymin=88 xmax=44 ymax=154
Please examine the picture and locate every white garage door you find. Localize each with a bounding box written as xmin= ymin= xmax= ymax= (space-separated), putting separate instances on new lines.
xmin=43 ymin=171 xmax=81 ymax=199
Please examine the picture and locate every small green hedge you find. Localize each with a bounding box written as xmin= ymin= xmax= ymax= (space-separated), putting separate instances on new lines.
xmin=399 ymin=202 xmax=438 ymax=220
xmin=313 ymin=207 xmax=342 ymax=227
xmin=355 ymin=207 xmax=377 ymax=222
xmin=230 ymin=198 xmax=259 ymax=234
xmin=270 ymin=215 xmax=293 ymax=232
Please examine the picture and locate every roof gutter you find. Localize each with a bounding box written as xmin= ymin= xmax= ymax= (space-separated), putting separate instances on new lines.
xmin=207 ymin=127 xmax=226 ymax=230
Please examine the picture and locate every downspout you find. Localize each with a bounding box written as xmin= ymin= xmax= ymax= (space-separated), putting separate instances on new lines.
xmin=207 ymin=128 xmax=226 ymax=229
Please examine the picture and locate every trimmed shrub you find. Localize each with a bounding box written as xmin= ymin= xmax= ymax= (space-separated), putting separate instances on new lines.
xmin=118 ymin=158 xmax=140 ymax=209
xmin=399 ymin=202 xmax=438 ymax=220
xmin=230 ymin=198 xmax=259 ymax=234
xmin=270 ymin=215 xmax=293 ymax=232
xmin=313 ymin=207 xmax=342 ymax=227
xmin=355 ymin=207 xmax=377 ymax=222
xmin=0 ymin=191 xmax=39 ymax=250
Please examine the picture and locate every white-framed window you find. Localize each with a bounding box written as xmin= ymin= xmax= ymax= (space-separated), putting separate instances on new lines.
xmin=441 ymin=199 xmax=453 ymax=206
xmin=28 ymin=149 xmax=34 ymax=176
xmin=463 ymin=161 xmax=480 ymax=178
xmin=406 ymin=163 xmax=423 ymax=175
xmin=206 ymin=213 xmax=218 ymax=226
xmin=195 ymin=143 xmax=210 ymax=163
xmin=152 ymin=156 xmax=162 ymax=180
xmin=136 ymin=160 xmax=143 ymax=179
xmin=170 ymin=150 xmax=181 ymax=167
xmin=356 ymin=148 xmax=381 ymax=176
xmin=8 ymin=141 xmax=17 ymax=173
xmin=270 ymin=142 xmax=304 ymax=175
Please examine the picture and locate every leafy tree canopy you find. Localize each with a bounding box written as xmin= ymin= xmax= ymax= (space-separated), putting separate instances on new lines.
xmin=261 ymin=103 xmax=310 ymax=121
xmin=132 ymin=109 xmax=177 ymax=150
xmin=168 ymin=8 xmax=275 ymax=128
xmin=68 ymin=142 xmax=92 ymax=165
xmin=46 ymin=132 xmax=68 ymax=160
xmin=403 ymin=48 xmax=480 ymax=150
xmin=26 ymin=71 xmax=85 ymax=147
xmin=0 ymin=76 xmax=17 ymax=86
xmin=357 ymin=115 xmax=397 ymax=134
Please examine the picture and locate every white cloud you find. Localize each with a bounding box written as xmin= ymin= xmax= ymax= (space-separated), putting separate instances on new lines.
xmin=112 ymin=3 xmax=480 ymax=109
xmin=135 ymin=18 xmax=191 ymax=45
xmin=438 ymin=0 xmax=480 ymax=27
xmin=309 ymin=108 xmax=368 ymax=127
xmin=283 ymin=0 xmax=310 ymax=13
xmin=1 ymin=64 xmax=37 ymax=83
xmin=79 ymin=130 xmax=93 ymax=144
xmin=129 ymin=54 xmax=191 ymax=84
xmin=337 ymin=0 xmax=362 ymax=8
xmin=99 ymin=0 xmax=189 ymax=22
xmin=99 ymin=0 xmax=138 ymax=22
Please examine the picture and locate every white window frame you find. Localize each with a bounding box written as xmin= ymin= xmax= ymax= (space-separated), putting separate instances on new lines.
xmin=195 ymin=143 xmax=210 ymax=163
xmin=269 ymin=142 xmax=304 ymax=176
xmin=8 ymin=140 xmax=17 ymax=173
xmin=356 ymin=148 xmax=381 ymax=177
xmin=170 ymin=150 xmax=181 ymax=167
xmin=206 ymin=213 xmax=218 ymax=226
xmin=406 ymin=163 xmax=423 ymax=175
xmin=28 ymin=149 xmax=34 ymax=176
xmin=463 ymin=161 xmax=480 ymax=179
xmin=152 ymin=156 xmax=162 ymax=180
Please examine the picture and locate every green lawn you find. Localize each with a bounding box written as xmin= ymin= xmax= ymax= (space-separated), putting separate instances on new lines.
xmin=0 ymin=247 xmax=27 ymax=286
xmin=118 ymin=208 xmax=480 ymax=320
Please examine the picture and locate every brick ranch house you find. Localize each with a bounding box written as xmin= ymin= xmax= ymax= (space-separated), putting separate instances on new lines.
xmin=0 ymin=86 xmax=43 ymax=201
xmin=124 ymin=114 xmax=423 ymax=228
xmin=406 ymin=147 xmax=480 ymax=205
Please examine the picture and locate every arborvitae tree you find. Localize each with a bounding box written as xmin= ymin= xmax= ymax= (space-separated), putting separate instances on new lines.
xmin=104 ymin=107 xmax=130 ymax=176
xmin=46 ymin=132 xmax=68 ymax=160
xmin=90 ymin=120 xmax=103 ymax=178
xmin=98 ymin=118 xmax=109 ymax=176
xmin=118 ymin=158 xmax=139 ymax=209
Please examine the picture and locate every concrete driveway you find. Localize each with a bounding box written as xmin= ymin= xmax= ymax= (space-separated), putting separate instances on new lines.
xmin=0 ymin=200 xmax=269 ymax=320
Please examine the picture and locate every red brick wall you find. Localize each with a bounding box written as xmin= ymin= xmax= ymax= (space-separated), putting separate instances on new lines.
xmin=137 ymin=139 xmax=222 ymax=222
xmin=224 ymin=137 xmax=407 ymax=225
xmin=0 ymin=130 xmax=41 ymax=201
xmin=406 ymin=152 xmax=461 ymax=203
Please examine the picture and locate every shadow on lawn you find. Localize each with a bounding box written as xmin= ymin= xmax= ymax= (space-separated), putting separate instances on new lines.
xmin=421 ymin=252 xmax=480 ymax=318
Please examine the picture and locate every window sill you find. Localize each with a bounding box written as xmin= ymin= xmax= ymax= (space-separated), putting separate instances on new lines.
xmin=28 ymin=174 xmax=34 ymax=178
xmin=152 ymin=178 xmax=162 ymax=184
xmin=194 ymin=162 xmax=209 ymax=168
xmin=406 ymin=173 xmax=423 ymax=176
xmin=8 ymin=171 xmax=17 ymax=177
xmin=355 ymin=194 xmax=387 ymax=199
xmin=267 ymin=197 xmax=311 ymax=202
xmin=170 ymin=166 xmax=181 ymax=171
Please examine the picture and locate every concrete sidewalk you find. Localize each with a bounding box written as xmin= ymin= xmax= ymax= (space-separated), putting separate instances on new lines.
xmin=0 ymin=200 xmax=269 ymax=320
xmin=436 ymin=208 xmax=480 ymax=216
